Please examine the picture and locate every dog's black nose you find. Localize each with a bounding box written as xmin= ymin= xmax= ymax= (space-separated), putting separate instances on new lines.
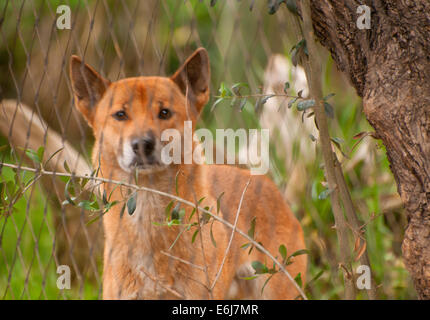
xmin=132 ymin=136 xmax=155 ymax=157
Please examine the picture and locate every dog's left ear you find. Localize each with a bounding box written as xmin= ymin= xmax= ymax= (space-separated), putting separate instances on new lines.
xmin=171 ymin=48 xmax=210 ymax=113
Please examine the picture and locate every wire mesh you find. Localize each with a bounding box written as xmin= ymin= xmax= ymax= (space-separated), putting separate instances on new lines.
xmin=0 ymin=0 xmax=411 ymax=300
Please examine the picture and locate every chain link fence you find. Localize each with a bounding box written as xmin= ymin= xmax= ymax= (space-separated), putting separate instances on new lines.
xmin=0 ymin=0 xmax=413 ymax=299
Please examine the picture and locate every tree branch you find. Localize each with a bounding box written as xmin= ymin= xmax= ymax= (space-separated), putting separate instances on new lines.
xmin=210 ymin=179 xmax=250 ymax=291
xmin=0 ymin=161 xmax=308 ymax=300
xmin=300 ymin=0 xmax=355 ymax=299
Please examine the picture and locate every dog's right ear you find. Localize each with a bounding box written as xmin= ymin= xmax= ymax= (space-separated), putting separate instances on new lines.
xmin=69 ymin=56 xmax=110 ymax=126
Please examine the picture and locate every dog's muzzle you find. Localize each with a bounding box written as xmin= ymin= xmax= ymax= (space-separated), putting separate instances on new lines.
xmin=118 ymin=130 xmax=166 ymax=172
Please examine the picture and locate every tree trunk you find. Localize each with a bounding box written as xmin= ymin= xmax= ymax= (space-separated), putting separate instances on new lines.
xmin=306 ymin=0 xmax=430 ymax=298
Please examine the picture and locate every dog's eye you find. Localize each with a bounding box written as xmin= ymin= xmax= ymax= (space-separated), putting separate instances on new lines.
xmin=158 ymin=108 xmax=172 ymax=120
xmin=112 ymin=110 xmax=128 ymax=121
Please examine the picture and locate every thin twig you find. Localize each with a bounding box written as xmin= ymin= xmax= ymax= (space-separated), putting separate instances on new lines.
xmin=214 ymin=93 xmax=300 ymax=99
xmin=160 ymin=250 xmax=205 ymax=271
xmin=334 ymin=158 xmax=377 ymax=299
xmin=210 ymin=178 xmax=250 ymax=291
xmin=0 ymin=161 xmax=308 ymax=300
xmin=299 ymin=0 xmax=355 ymax=299
xmin=11 ymin=173 xmax=42 ymax=206
xmin=195 ymin=203 xmax=214 ymax=299
xmin=139 ymin=267 xmax=185 ymax=299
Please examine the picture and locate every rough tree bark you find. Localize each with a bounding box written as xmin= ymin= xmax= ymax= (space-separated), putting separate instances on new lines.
xmin=303 ymin=0 xmax=430 ymax=298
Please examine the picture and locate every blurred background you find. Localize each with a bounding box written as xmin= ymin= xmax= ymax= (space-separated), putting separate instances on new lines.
xmin=0 ymin=0 xmax=415 ymax=299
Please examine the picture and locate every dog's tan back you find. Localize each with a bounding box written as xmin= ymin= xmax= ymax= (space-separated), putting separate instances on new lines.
xmin=69 ymin=48 xmax=306 ymax=299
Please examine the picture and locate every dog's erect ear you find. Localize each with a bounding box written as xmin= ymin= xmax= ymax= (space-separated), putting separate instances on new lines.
xmin=69 ymin=56 xmax=110 ymax=126
xmin=171 ymin=48 xmax=210 ymax=114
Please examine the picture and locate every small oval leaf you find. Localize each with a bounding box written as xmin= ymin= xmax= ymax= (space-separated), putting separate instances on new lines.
xmin=127 ymin=192 xmax=137 ymax=215
xmin=296 ymin=99 xmax=315 ymax=111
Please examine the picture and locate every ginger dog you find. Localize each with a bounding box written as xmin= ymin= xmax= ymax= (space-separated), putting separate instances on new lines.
xmin=69 ymin=48 xmax=306 ymax=299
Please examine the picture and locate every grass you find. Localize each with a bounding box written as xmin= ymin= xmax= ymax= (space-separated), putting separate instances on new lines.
xmin=0 ymin=139 xmax=100 ymax=299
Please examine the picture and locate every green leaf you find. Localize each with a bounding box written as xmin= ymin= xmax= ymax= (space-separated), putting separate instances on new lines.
xmin=268 ymin=0 xmax=285 ymax=15
xmin=279 ymin=244 xmax=287 ymax=262
xmin=324 ymin=102 xmax=334 ymax=118
xmin=323 ymin=93 xmax=336 ymax=100
xmin=251 ymin=261 xmax=268 ymax=274
xmin=165 ymin=200 xmax=175 ymax=217
xmin=37 ymin=146 xmax=45 ymax=163
xmin=261 ymin=94 xmax=275 ymax=105
xmin=167 ymin=219 xmax=180 ymax=227
xmin=231 ymin=82 xmax=249 ymax=95
xmin=119 ymin=203 xmax=127 ymax=218
xmin=306 ymin=270 xmax=324 ymax=287
xmin=297 ymin=99 xmax=315 ymax=111
xmin=288 ymin=97 xmax=298 ymax=109
xmin=248 ymin=216 xmax=256 ymax=239
xmin=239 ymin=98 xmax=247 ymax=111
xmin=283 ymin=82 xmax=290 ymax=93
xmin=127 ymin=192 xmax=137 ymax=215
xmin=289 ymin=249 xmax=309 ymax=258
xmin=78 ymin=200 xmax=93 ymax=211
xmin=302 ymin=41 xmax=309 ymax=55
xmin=103 ymin=200 xmax=118 ymax=212
xmin=318 ymin=188 xmax=333 ymax=200
xmin=102 ymin=190 xmax=108 ymax=205
xmin=81 ymin=177 xmax=90 ymax=189
xmin=64 ymin=160 xmax=71 ymax=173
xmin=210 ymin=221 xmax=217 ymax=247
xmin=191 ymin=229 xmax=199 ymax=243
xmin=189 ymin=197 xmax=205 ymax=221
xmin=291 ymin=40 xmax=307 ymax=66
xmin=211 ymin=97 xmax=224 ymax=112
xmin=261 ymin=274 xmax=274 ymax=295
xmin=239 ymin=275 xmax=258 ymax=281
xmin=240 ymin=243 xmax=251 ymax=250
xmin=216 ymin=192 xmax=224 ymax=214
xmin=201 ymin=206 xmax=212 ymax=225
xmin=169 ymin=227 xmax=187 ymax=250
xmin=64 ymin=179 xmax=75 ymax=205
xmin=170 ymin=203 xmax=181 ymax=220
xmin=330 ymin=137 xmax=349 ymax=158
xmin=90 ymin=168 xmax=97 ymax=177
xmin=286 ymin=0 xmax=298 ymax=15
xmin=294 ymin=272 xmax=303 ymax=288
xmin=25 ymin=148 xmax=41 ymax=164
xmin=219 ymin=82 xmax=232 ymax=98
xmin=86 ymin=212 xmax=105 ymax=226
xmin=168 ymin=210 xmax=184 ymax=224
xmin=175 ymin=170 xmax=180 ymax=195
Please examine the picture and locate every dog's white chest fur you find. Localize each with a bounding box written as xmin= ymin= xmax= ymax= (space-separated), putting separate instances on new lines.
xmin=125 ymin=190 xmax=177 ymax=298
